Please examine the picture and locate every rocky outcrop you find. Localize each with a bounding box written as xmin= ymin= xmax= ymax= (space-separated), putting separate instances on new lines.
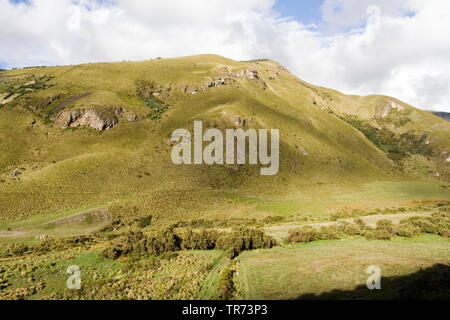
xmin=206 ymin=77 xmax=229 ymax=88
xmin=245 ymin=68 xmax=259 ymax=80
xmin=375 ymin=100 xmax=406 ymax=118
xmin=202 ymin=68 xmax=265 ymax=92
xmin=0 ymin=93 xmax=19 ymax=105
xmin=54 ymin=109 xmax=119 ymax=130
xmin=125 ymin=112 xmax=143 ymax=122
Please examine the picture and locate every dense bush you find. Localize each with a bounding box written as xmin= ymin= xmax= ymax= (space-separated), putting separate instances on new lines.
xmin=37 ymin=236 xmax=94 ymax=253
xmin=287 ymin=211 xmax=449 ymax=244
xmin=287 ymin=227 xmax=317 ymax=243
xmin=175 ymin=218 xmax=261 ymax=229
xmin=136 ymin=79 xmax=168 ymax=120
xmin=337 ymin=115 xmax=433 ymax=160
xmin=6 ymin=243 xmax=29 ymax=256
xmin=353 ymin=218 xmax=368 ymax=230
xmin=404 ymin=212 xmax=450 ymax=235
xmin=218 ymin=261 xmax=238 ymax=300
xmin=3 ymin=236 xmax=95 ymax=258
xmin=396 ymin=223 xmax=421 ymax=237
xmin=317 ymin=225 xmax=341 ymax=240
xmin=366 ymin=220 xmax=396 ymax=240
xmin=100 ymin=228 xmax=182 ymax=259
xmin=376 ymin=220 xmax=395 ymax=233
xmin=180 ymin=229 xmax=218 ymax=250
xmin=101 ymin=227 xmax=276 ymax=260
xmin=137 ymin=215 xmax=153 ymax=228
xmin=216 ymin=227 xmax=277 ymax=258
xmin=413 ymin=218 xmax=440 ymax=234
xmin=338 ymin=222 xmax=361 ymax=236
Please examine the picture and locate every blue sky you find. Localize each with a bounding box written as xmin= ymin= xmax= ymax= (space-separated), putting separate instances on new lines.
xmin=273 ymin=0 xmax=323 ymax=25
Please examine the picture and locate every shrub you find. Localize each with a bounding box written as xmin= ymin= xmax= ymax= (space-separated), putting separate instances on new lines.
xmin=100 ymin=231 xmax=147 ymax=259
xmin=369 ymin=219 xmax=397 ymax=240
xmin=361 ymin=230 xmax=376 ymax=240
xmin=376 ymin=220 xmax=395 ymax=233
xmin=287 ymin=227 xmax=317 ymax=243
xmin=137 ymin=215 xmax=152 ymax=228
xmin=181 ymin=229 xmax=218 ymax=250
xmin=431 ymin=212 xmax=450 ymax=230
xmin=146 ymin=227 xmax=182 ymax=256
xmin=101 ymin=226 xmax=274 ymax=260
xmin=405 ymin=217 xmax=440 ymax=235
xmin=136 ymin=79 xmax=167 ymax=120
xmin=218 ymin=262 xmax=237 ymax=300
xmin=7 ymin=243 xmax=29 ymax=256
xmin=337 ymin=115 xmax=432 ymax=159
xmin=23 ymin=235 xmax=95 ymax=255
xmin=396 ymin=224 xmax=421 ymax=237
xmin=317 ymin=225 xmax=341 ymax=240
xmin=373 ymin=229 xmax=393 ymax=240
xmin=353 ymin=218 xmax=370 ymax=230
xmin=216 ymin=227 xmax=276 ymax=258
xmin=338 ymin=222 xmax=361 ymax=236
xmin=361 ymin=220 xmax=397 ymax=240
xmin=100 ymin=227 xmax=182 ymax=259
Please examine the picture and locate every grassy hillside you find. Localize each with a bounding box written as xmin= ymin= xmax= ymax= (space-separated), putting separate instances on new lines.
xmin=0 ymin=55 xmax=448 ymax=300
xmin=1 ymin=54 xmax=448 ymax=220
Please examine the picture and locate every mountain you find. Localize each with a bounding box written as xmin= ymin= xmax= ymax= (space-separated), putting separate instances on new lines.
xmin=0 ymin=54 xmax=449 ymax=221
xmin=431 ymin=111 xmax=450 ymax=122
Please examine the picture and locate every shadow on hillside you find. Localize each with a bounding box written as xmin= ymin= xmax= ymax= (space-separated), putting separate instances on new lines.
xmin=296 ymin=264 xmax=450 ymax=300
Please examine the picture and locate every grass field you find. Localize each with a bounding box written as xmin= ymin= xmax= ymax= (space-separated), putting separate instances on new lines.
xmin=236 ymin=235 xmax=450 ymax=300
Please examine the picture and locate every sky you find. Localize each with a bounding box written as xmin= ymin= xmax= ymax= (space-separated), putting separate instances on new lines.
xmin=1 ymin=0 xmax=450 ymax=112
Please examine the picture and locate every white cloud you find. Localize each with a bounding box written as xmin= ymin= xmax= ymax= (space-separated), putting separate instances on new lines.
xmin=1 ymin=0 xmax=450 ymax=111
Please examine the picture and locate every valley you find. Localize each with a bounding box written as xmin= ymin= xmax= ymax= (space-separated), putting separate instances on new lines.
xmin=0 ymin=54 xmax=449 ymax=300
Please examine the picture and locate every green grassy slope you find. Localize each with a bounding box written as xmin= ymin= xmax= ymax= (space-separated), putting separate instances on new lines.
xmin=0 ymin=54 xmax=448 ymax=222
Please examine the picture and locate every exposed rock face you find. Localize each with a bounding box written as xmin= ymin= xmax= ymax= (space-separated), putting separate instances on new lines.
xmin=206 ymin=77 xmax=228 ymax=88
xmin=375 ymin=100 xmax=406 ymax=118
xmin=202 ymin=68 xmax=265 ymax=92
xmin=0 ymin=93 xmax=19 ymax=105
xmin=55 ymin=109 xmax=119 ymax=130
xmin=125 ymin=113 xmax=142 ymax=122
xmin=228 ymin=68 xmax=260 ymax=80
xmin=245 ymin=68 xmax=259 ymax=80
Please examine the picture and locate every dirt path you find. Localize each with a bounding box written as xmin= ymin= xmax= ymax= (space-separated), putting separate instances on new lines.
xmin=49 ymin=92 xmax=92 ymax=115
xmin=44 ymin=208 xmax=111 ymax=226
xmin=0 ymin=230 xmax=26 ymax=238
